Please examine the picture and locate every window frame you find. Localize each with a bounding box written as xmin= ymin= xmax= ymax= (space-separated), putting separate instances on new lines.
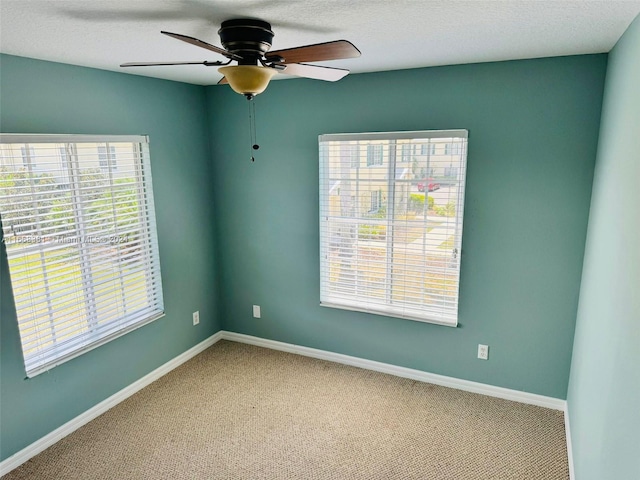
xmin=0 ymin=134 xmax=164 ymax=377
xmin=319 ymin=130 xmax=468 ymax=327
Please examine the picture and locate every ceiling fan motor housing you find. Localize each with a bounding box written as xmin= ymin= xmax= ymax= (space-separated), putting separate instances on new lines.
xmin=218 ymin=19 xmax=274 ymax=65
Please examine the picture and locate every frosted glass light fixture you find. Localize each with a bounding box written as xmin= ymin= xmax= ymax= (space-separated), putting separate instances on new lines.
xmin=218 ymin=65 xmax=277 ymax=99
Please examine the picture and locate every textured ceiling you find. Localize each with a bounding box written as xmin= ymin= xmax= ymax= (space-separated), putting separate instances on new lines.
xmin=1 ymin=0 xmax=639 ymax=85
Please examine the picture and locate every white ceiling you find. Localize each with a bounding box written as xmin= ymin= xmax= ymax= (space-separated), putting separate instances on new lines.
xmin=1 ymin=0 xmax=639 ymax=86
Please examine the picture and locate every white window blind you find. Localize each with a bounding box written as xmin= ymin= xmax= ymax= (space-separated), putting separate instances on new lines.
xmin=0 ymin=134 xmax=164 ymax=377
xmin=319 ymin=130 xmax=468 ymax=326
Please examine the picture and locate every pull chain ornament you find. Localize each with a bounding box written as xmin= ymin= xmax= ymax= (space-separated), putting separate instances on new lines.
xmin=248 ymin=97 xmax=259 ymax=162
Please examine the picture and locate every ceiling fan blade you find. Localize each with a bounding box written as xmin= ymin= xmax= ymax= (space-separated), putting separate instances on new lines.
xmin=161 ymin=31 xmax=243 ymax=61
xmin=121 ymin=61 xmax=218 ymax=67
xmin=218 ymin=77 xmax=229 ymax=85
xmin=279 ymin=63 xmax=349 ymax=82
xmin=265 ymin=40 xmax=360 ymax=64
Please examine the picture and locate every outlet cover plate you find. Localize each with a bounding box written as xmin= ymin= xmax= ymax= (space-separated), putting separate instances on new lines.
xmin=478 ymin=344 xmax=489 ymax=360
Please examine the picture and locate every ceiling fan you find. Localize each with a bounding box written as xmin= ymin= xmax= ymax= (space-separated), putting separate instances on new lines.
xmin=121 ymin=18 xmax=361 ymax=99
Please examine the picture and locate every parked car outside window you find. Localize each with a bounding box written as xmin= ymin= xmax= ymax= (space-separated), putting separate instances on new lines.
xmin=417 ymin=178 xmax=440 ymax=192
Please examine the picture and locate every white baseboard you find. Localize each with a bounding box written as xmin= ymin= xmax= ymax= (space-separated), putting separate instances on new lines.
xmin=564 ymin=404 xmax=576 ymax=480
xmin=220 ymin=331 xmax=566 ymax=411
xmin=0 ymin=331 xmax=224 ymax=477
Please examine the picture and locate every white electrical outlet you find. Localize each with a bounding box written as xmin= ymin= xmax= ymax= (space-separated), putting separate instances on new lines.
xmin=192 ymin=311 xmax=200 ymax=326
xmin=253 ymin=305 xmax=261 ymax=318
xmin=478 ymin=344 xmax=489 ymax=360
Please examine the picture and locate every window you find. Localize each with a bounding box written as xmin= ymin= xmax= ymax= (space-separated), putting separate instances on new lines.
xmin=59 ymin=146 xmax=68 ymax=165
xmin=98 ymin=144 xmax=117 ymax=171
xmin=0 ymin=134 xmax=164 ymax=377
xmin=445 ymin=143 xmax=462 ymax=155
xmin=58 ymin=146 xmax=70 ymax=187
xmin=370 ymin=190 xmax=382 ymax=213
xmin=420 ymin=143 xmax=436 ymax=156
xmin=343 ymin=144 xmax=359 ymax=168
xmin=400 ymin=143 xmax=413 ymax=162
xmin=444 ymin=166 xmax=459 ymax=177
xmin=366 ymin=144 xmax=383 ymax=166
xmin=21 ymin=146 xmax=36 ymax=168
xmin=319 ymin=130 xmax=468 ymax=326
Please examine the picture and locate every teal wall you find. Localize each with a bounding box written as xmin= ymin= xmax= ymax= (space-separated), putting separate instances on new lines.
xmin=567 ymin=13 xmax=640 ymax=480
xmin=0 ymin=54 xmax=221 ymax=460
xmin=207 ymin=55 xmax=606 ymax=399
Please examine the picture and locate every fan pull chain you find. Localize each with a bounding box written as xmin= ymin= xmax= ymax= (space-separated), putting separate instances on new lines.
xmin=248 ymin=98 xmax=259 ymax=162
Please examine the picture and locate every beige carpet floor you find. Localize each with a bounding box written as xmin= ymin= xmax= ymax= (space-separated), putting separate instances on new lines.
xmin=3 ymin=340 xmax=569 ymax=479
